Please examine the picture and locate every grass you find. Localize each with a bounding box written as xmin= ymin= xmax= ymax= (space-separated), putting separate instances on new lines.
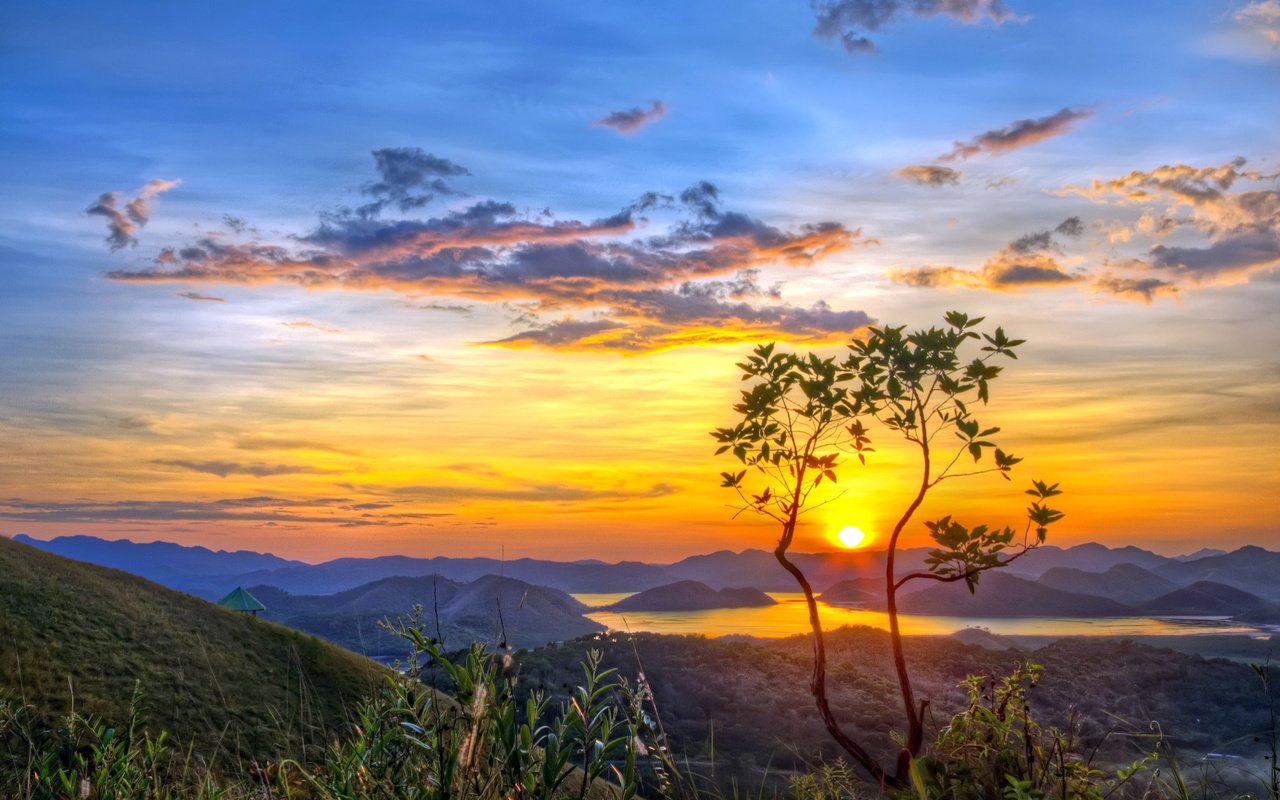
xmin=0 ymin=535 xmax=383 ymax=762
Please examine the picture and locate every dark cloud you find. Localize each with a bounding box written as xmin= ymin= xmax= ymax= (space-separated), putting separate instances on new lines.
xmin=1093 ymin=275 xmax=1179 ymax=303
xmin=152 ymin=459 xmax=339 ymax=478
xmin=895 ymin=164 xmax=962 ymax=186
xmin=811 ymin=0 xmax=1020 ymax=54
xmin=594 ymin=100 xmax=667 ymax=134
xmin=358 ymin=147 xmax=470 ymax=217
xmin=105 ymin=161 xmax=871 ymax=351
xmin=177 ymin=291 xmax=225 ymax=302
xmin=386 ymin=482 xmax=679 ymax=503
xmin=86 ymin=179 xmax=180 ymax=249
xmin=939 ymin=107 xmax=1093 ymax=161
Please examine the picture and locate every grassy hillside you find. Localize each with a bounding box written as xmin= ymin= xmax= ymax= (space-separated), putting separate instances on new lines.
xmin=0 ymin=536 xmax=383 ymax=762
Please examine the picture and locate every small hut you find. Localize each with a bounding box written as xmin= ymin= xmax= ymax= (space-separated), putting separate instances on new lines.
xmin=218 ymin=587 xmax=266 ymax=617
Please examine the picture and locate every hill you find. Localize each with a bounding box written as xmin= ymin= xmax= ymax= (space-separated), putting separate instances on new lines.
xmin=1139 ymin=581 xmax=1273 ymax=616
xmin=601 ymin=580 xmax=776 ymax=612
xmin=0 ymin=536 xmax=382 ymax=760
xmin=896 ymin=572 xmax=1132 ymax=617
xmin=1156 ymin=546 xmax=1280 ymax=602
xmin=1036 ymin=563 xmax=1178 ymax=605
xmin=254 ymin=573 xmax=604 ymax=656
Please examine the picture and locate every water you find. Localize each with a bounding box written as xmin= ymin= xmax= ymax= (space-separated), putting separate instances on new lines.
xmin=574 ymin=592 xmax=1266 ymax=639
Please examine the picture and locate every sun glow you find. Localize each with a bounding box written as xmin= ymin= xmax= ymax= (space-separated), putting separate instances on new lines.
xmin=835 ymin=526 xmax=867 ymax=549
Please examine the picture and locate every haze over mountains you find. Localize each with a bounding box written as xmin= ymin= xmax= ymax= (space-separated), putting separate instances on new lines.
xmin=12 ymin=534 xmax=1280 ymax=637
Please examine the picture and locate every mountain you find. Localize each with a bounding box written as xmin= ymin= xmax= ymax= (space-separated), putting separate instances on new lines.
xmin=896 ymin=572 xmax=1132 ymax=617
xmin=253 ymin=573 xmax=604 ymax=656
xmin=1174 ymin=548 xmax=1228 ymax=562
xmin=601 ymin=581 xmax=776 ymax=612
xmin=818 ymin=578 xmax=883 ymax=607
xmin=0 ymin=536 xmax=382 ymax=760
xmin=1155 ymin=546 xmax=1280 ymax=602
xmin=12 ymin=533 xmax=302 ymax=589
xmin=1036 ymin=563 xmax=1179 ymax=606
xmin=1139 ymin=581 xmax=1273 ymax=616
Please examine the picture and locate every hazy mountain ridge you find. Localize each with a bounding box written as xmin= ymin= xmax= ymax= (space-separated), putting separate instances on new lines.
xmin=250 ymin=572 xmax=604 ymax=656
xmin=601 ymin=580 xmax=775 ymax=611
xmin=11 ymin=534 xmax=1279 ymax=622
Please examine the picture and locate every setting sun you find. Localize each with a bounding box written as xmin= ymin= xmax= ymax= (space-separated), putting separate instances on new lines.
xmin=836 ymin=526 xmax=867 ymax=549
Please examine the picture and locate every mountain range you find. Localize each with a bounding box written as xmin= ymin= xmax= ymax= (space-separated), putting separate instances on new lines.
xmin=11 ymin=533 xmax=1280 ymax=624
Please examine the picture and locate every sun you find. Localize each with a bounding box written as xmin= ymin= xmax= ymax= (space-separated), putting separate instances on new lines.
xmin=835 ymin=526 xmax=867 ymax=549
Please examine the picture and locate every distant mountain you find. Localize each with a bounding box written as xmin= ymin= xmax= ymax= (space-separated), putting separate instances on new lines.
xmin=0 ymin=536 xmax=381 ymax=760
xmin=1155 ymin=546 xmax=1280 ymax=602
xmin=1036 ymin=563 xmax=1178 ymax=606
xmin=253 ymin=573 xmax=604 ymax=656
xmin=12 ymin=533 xmax=302 ymax=589
xmin=1174 ymin=548 xmax=1228 ymax=562
xmin=1139 ymin=581 xmax=1273 ymax=616
xmin=601 ymin=581 xmax=775 ymax=612
xmin=896 ymin=572 xmax=1133 ymax=617
xmin=818 ymin=578 xmax=883 ymax=607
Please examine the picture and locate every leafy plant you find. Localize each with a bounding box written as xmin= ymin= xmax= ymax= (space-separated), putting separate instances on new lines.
xmin=711 ymin=311 xmax=1064 ymax=788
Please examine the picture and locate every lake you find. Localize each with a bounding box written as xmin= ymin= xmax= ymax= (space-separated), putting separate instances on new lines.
xmin=573 ymin=592 xmax=1269 ymax=639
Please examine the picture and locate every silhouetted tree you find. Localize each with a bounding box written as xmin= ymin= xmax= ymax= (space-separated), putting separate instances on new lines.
xmin=711 ymin=311 xmax=1063 ymax=789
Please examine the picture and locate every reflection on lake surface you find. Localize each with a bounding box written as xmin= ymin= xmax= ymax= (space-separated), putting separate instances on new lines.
xmin=574 ymin=592 xmax=1263 ymax=639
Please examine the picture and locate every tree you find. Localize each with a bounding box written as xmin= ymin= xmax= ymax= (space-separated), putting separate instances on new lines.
xmin=710 ymin=311 xmax=1064 ymax=790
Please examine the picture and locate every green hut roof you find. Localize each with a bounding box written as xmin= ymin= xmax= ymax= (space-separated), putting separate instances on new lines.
xmin=217 ymin=587 xmax=266 ymax=612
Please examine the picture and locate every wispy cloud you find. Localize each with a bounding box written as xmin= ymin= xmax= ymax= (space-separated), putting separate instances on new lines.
xmin=1234 ymin=1 xmax=1280 ymax=48
xmin=152 ymin=459 xmax=341 ymax=478
xmin=86 ymin=179 xmax=180 ymax=250
xmin=594 ymin=100 xmax=667 ymax=134
xmin=811 ymin=0 xmax=1022 ymax=55
xmin=102 ymin=151 xmax=873 ymax=352
xmin=177 ymin=291 xmax=225 ymax=302
xmin=939 ymin=107 xmax=1093 ymax=161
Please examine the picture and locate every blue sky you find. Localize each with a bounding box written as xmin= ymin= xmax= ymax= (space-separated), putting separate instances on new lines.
xmin=1 ymin=1 xmax=1277 ymax=559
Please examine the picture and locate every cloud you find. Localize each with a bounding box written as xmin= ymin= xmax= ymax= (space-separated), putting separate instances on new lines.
xmin=281 ymin=320 xmax=344 ymax=334
xmin=594 ymin=100 xmax=667 ymax=134
xmin=1060 ymin=159 xmax=1280 ymax=285
xmin=1235 ymin=1 xmax=1280 ymax=47
xmin=382 ymin=481 xmax=679 ymax=504
xmin=811 ymin=0 xmax=1022 ymax=55
xmin=177 ymin=291 xmax=225 ymax=302
xmin=86 ymin=179 xmax=180 ymax=249
xmin=889 ymin=217 xmax=1082 ymax=291
xmin=357 ymin=147 xmax=469 ymax=217
xmin=895 ymin=164 xmax=962 ymax=186
xmin=104 ymin=155 xmax=873 ymax=351
xmin=939 ymin=107 xmax=1093 ymax=161
xmin=1092 ymin=275 xmax=1179 ymax=304
xmin=152 ymin=459 xmax=339 ymax=477
xmin=0 ymin=496 xmax=424 ymax=526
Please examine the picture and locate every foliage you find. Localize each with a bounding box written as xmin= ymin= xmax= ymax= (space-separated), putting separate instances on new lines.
xmin=711 ymin=312 xmax=1064 ymax=786
xmin=905 ymin=662 xmax=1157 ymax=800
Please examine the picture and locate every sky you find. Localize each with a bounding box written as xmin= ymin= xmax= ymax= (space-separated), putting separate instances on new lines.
xmin=1 ymin=1 xmax=1277 ymax=562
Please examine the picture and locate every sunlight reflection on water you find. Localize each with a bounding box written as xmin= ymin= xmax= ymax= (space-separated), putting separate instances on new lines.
xmin=574 ymin=592 xmax=1263 ymax=638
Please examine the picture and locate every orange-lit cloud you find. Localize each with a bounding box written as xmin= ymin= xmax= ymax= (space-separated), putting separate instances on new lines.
xmin=939 ymin=107 xmax=1093 ymax=161
xmin=889 ymin=217 xmax=1083 ymax=291
xmin=895 ymin=164 xmax=962 ymax=187
xmin=1060 ymin=159 xmax=1280 ymax=285
xmin=102 ymin=156 xmax=872 ymax=351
